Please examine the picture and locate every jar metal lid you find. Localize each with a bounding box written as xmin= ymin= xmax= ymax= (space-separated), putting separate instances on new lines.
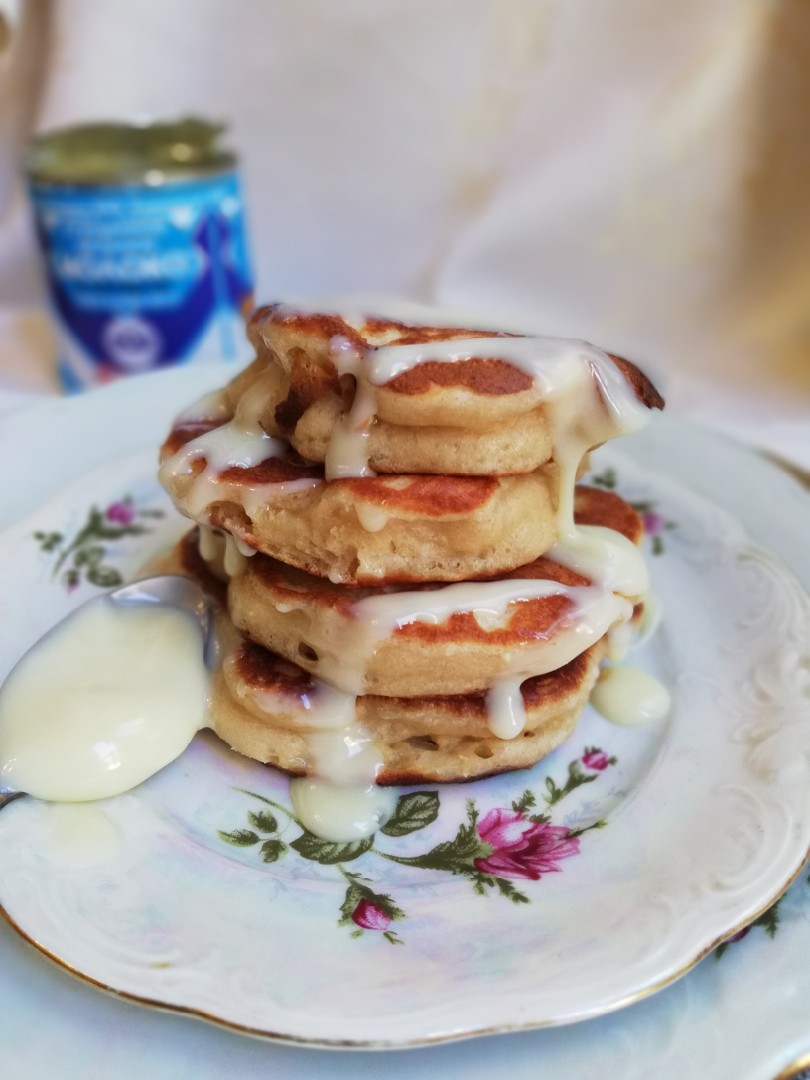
xmin=27 ymin=117 xmax=237 ymax=186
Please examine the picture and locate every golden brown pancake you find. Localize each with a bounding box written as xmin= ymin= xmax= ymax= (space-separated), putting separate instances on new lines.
xmin=209 ymin=636 xmax=608 ymax=785
xmin=220 ymin=353 xmax=554 ymax=475
xmin=159 ymin=420 xmax=560 ymax=584
xmin=225 ymin=486 xmax=642 ymax=697
xmin=238 ymin=304 xmax=663 ymax=474
xmin=155 ymin=506 xmax=640 ymax=784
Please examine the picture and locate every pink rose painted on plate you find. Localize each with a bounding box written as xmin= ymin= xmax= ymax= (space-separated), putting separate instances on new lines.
xmin=641 ymin=510 xmax=664 ymax=536
xmin=351 ymin=898 xmax=392 ymax=932
xmin=474 ymin=808 xmax=580 ymax=881
xmin=220 ymin=748 xmax=619 ymax=944
xmin=589 ymin=467 xmax=677 ymax=555
xmin=105 ymin=501 xmax=136 ymax=526
xmin=34 ymin=494 xmax=164 ymax=591
xmin=582 ymin=749 xmax=610 ymax=771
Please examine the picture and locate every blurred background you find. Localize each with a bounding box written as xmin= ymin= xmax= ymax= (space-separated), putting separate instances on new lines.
xmin=0 ymin=0 xmax=808 ymax=463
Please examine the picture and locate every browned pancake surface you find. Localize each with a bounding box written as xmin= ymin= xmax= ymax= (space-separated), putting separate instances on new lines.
xmin=225 ymin=486 xmax=643 ymax=696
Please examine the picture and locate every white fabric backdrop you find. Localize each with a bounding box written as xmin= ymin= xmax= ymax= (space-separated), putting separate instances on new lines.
xmin=0 ymin=0 xmax=808 ymax=460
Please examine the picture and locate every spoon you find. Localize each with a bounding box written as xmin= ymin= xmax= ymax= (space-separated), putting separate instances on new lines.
xmin=0 ymin=575 xmax=216 ymax=810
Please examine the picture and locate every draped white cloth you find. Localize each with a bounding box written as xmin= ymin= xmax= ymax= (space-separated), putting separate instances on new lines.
xmin=0 ymin=0 xmax=808 ymax=463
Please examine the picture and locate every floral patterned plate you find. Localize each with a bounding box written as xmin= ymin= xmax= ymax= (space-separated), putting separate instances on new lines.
xmin=0 ymin=368 xmax=808 ymax=1048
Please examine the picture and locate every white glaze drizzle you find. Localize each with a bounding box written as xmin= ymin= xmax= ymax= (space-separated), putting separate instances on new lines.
xmin=324 ymin=336 xmax=376 ymax=481
xmin=277 ymin=577 xmax=632 ymax=697
xmin=274 ymin=315 xmax=653 ymax=505
xmin=353 ymin=502 xmax=390 ymax=533
xmin=159 ymin=371 xmax=319 ymax=524
xmin=233 ymin=655 xmax=394 ymax=842
xmin=547 ymin=525 xmax=649 ymax=598
xmin=486 ymin=678 xmax=528 ymax=740
xmin=197 ymin=526 xmax=255 ymax=579
xmin=197 ymin=523 xmax=221 ymax=565
xmin=607 ymin=619 xmax=635 ymax=662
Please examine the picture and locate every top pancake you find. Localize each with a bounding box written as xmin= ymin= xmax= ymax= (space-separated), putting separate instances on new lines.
xmin=236 ymin=303 xmax=664 ymax=475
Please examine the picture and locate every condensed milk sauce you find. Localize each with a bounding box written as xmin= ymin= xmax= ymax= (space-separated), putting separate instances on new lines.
xmin=0 ymin=589 xmax=394 ymax=842
xmin=318 ymin=579 xmax=633 ymax=698
xmin=230 ymin=661 xmax=396 ymax=841
xmin=0 ymin=599 xmax=208 ymax=802
xmin=590 ymin=665 xmax=671 ymax=726
xmin=197 ymin=524 xmax=254 ymax=578
xmin=158 ymin=370 xmax=320 ymax=522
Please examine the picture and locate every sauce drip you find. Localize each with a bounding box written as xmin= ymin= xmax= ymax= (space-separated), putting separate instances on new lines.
xmin=249 ymin=672 xmax=395 ymax=841
xmin=590 ymin=665 xmax=671 ymax=726
xmin=198 ymin=525 xmax=254 ymax=579
xmin=290 ymin=779 xmax=396 ymax=843
xmin=259 ymin=576 xmax=633 ymax=698
xmin=158 ymin=369 xmax=319 ymax=523
xmin=486 ymin=678 xmax=528 ymax=740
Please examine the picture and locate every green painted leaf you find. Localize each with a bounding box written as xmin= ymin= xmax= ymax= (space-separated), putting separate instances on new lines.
xmin=591 ymin=468 xmax=617 ymax=489
xmin=87 ymin=521 xmax=149 ymax=541
xmin=34 ymin=530 xmax=63 ymax=551
xmin=259 ymin=839 xmax=286 ymax=863
xmin=567 ymin=759 xmax=585 ymax=782
xmin=248 ymin=810 xmax=278 ymax=833
xmin=511 ymin=789 xmax=536 ymax=814
xmin=218 ymin=828 xmax=260 ymax=847
xmin=87 ymin=565 xmax=123 ymax=588
xmin=371 ymin=891 xmax=406 ymax=922
xmin=495 ymin=878 xmax=530 ymax=904
xmin=568 ymin=818 xmax=607 ymax=839
xmin=338 ymin=878 xmax=406 ymax=927
xmin=471 ymin=874 xmax=488 ymax=896
xmin=380 ymin=791 xmax=439 ymax=837
xmin=757 ymin=901 xmax=780 ymax=938
xmin=396 ymin=806 xmax=489 ymax=873
xmin=338 ymin=884 xmax=365 ymax=925
xmin=290 ymin=832 xmax=374 ymax=865
xmin=74 ymin=545 xmax=104 ymax=567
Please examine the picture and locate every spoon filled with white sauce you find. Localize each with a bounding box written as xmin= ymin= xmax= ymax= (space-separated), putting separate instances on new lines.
xmin=0 ymin=576 xmax=215 ymax=809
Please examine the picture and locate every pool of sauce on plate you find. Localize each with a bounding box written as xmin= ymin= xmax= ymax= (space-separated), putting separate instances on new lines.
xmin=0 ymin=599 xmax=208 ymax=802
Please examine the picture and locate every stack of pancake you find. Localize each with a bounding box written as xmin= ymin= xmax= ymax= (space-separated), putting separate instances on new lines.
xmin=158 ymin=303 xmax=664 ymax=787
